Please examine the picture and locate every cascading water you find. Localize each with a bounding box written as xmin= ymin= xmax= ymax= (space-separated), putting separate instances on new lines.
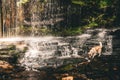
xmin=0 ymin=28 xmax=118 ymax=71
xmin=19 ymin=34 xmax=91 ymax=71
xmin=19 ymin=0 xmax=66 ymax=36
xmin=19 ymin=37 xmax=57 ymax=70
xmin=18 ymin=29 xmax=116 ymax=71
xmin=97 ymin=29 xmax=113 ymax=55
xmin=104 ymin=35 xmax=113 ymax=55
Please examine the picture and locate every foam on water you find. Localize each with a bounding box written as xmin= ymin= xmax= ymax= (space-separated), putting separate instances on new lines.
xmin=0 ymin=29 xmax=114 ymax=71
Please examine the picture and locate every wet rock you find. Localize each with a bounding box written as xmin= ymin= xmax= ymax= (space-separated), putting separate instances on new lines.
xmin=0 ymin=60 xmax=13 ymax=70
xmin=62 ymin=76 xmax=73 ymax=80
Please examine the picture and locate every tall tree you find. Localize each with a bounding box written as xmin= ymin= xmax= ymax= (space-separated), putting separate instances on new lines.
xmin=0 ymin=0 xmax=3 ymax=37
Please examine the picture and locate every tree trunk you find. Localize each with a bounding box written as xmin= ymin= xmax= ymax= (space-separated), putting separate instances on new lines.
xmin=0 ymin=0 xmax=3 ymax=37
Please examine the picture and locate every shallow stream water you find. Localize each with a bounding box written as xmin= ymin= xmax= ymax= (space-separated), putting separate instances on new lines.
xmin=0 ymin=28 xmax=120 ymax=80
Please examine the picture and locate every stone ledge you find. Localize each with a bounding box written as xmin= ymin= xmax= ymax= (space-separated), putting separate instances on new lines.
xmin=0 ymin=60 xmax=13 ymax=69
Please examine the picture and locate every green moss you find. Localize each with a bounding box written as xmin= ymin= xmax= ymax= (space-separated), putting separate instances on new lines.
xmin=8 ymin=45 xmax=16 ymax=50
xmin=72 ymin=0 xmax=86 ymax=6
xmin=60 ymin=64 xmax=74 ymax=71
xmin=52 ymin=27 xmax=83 ymax=36
xmin=83 ymin=22 xmax=98 ymax=29
xmin=19 ymin=25 xmax=51 ymax=36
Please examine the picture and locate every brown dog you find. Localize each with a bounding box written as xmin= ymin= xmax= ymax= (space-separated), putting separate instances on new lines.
xmin=88 ymin=42 xmax=102 ymax=59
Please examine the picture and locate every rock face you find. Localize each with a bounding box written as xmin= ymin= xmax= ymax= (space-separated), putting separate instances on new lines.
xmin=0 ymin=40 xmax=28 ymax=67
xmin=110 ymin=29 xmax=120 ymax=55
xmin=0 ymin=44 xmax=15 ymax=63
xmin=19 ymin=28 xmax=120 ymax=71
xmin=0 ymin=28 xmax=120 ymax=71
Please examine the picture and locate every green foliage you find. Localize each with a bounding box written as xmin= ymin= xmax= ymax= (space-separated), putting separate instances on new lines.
xmin=63 ymin=27 xmax=83 ymax=36
xmin=99 ymin=0 xmax=113 ymax=8
xmin=83 ymin=16 xmax=98 ymax=29
xmin=72 ymin=0 xmax=85 ymax=6
xmin=84 ymin=22 xmax=98 ymax=29
xmin=99 ymin=0 xmax=108 ymax=8
xmin=52 ymin=27 xmax=83 ymax=36
xmin=71 ymin=0 xmax=117 ymax=29
xmin=83 ymin=13 xmax=116 ymax=28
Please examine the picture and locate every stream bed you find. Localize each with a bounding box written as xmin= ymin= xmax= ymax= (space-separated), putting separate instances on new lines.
xmin=0 ymin=55 xmax=120 ymax=80
xmin=0 ymin=28 xmax=120 ymax=80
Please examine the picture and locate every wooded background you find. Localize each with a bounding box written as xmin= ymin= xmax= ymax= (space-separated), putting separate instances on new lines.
xmin=0 ymin=0 xmax=120 ymax=37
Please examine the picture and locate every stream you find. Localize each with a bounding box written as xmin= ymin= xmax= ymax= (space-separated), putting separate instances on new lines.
xmin=0 ymin=28 xmax=120 ymax=80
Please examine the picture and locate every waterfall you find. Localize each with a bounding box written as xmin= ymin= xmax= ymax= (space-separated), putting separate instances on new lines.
xmin=0 ymin=0 xmax=117 ymax=71
xmin=19 ymin=29 xmax=114 ymax=71
xmin=0 ymin=28 xmax=117 ymax=71
xmin=0 ymin=0 xmax=82 ymax=37
xmin=97 ymin=29 xmax=113 ymax=55
xmin=104 ymin=36 xmax=113 ymax=55
xmin=15 ymin=0 xmax=73 ymax=36
xmin=18 ymin=34 xmax=91 ymax=71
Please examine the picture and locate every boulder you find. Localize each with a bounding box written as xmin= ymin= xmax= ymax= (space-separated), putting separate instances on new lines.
xmin=0 ymin=60 xmax=13 ymax=69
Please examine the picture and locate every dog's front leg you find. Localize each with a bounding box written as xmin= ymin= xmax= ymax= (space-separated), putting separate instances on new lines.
xmin=98 ymin=49 xmax=102 ymax=57
xmin=92 ymin=53 xmax=96 ymax=59
xmin=98 ymin=53 xmax=101 ymax=57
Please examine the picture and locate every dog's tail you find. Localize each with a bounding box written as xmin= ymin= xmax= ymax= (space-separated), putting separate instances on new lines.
xmin=99 ymin=42 xmax=102 ymax=48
